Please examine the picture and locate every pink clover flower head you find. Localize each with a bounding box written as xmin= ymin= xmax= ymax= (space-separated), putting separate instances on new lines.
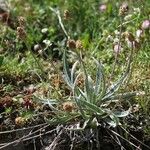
xmin=99 ymin=4 xmax=107 ymax=12
xmin=141 ymin=20 xmax=150 ymax=30
xmin=113 ymin=44 xmax=122 ymax=54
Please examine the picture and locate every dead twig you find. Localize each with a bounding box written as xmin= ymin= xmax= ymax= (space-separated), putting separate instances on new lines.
xmin=0 ymin=128 xmax=56 ymax=147
xmin=0 ymin=123 xmax=47 ymax=134
xmin=47 ymin=128 xmax=63 ymax=150
xmin=0 ymin=124 xmax=50 ymax=149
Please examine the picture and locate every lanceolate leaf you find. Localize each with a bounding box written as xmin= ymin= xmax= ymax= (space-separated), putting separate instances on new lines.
xmin=79 ymin=97 xmax=105 ymax=115
xmin=86 ymin=75 xmax=95 ymax=102
xmin=104 ymin=117 xmax=118 ymax=127
xmin=94 ymin=59 xmax=106 ymax=104
xmin=63 ymin=49 xmax=73 ymax=88
xmin=76 ymin=51 xmax=90 ymax=101
xmin=71 ymin=60 xmax=78 ymax=83
xmin=113 ymin=108 xmax=131 ymax=118
xmin=74 ymin=96 xmax=86 ymax=119
xmin=77 ymin=87 xmax=87 ymax=100
xmin=102 ymin=92 xmax=137 ymax=101
xmin=103 ymin=51 xmax=132 ymax=101
xmin=103 ymin=66 xmax=130 ymax=101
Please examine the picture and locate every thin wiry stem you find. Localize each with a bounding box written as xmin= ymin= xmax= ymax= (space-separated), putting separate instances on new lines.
xmin=123 ymin=41 xmax=134 ymax=89
xmin=49 ymin=7 xmax=70 ymax=39
xmin=47 ymin=128 xmax=63 ymax=150
xmin=109 ymin=16 xmax=123 ymax=82
xmin=107 ymin=130 xmax=126 ymax=150
xmin=0 ymin=123 xmax=47 ymax=134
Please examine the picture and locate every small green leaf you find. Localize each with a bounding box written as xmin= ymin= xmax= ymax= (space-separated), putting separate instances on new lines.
xmin=113 ymin=109 xmax=131 ymax=118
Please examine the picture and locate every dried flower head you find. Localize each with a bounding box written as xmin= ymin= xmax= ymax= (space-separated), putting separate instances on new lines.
xmin=122 ymin=32 xmax=135 ymax=42
xmin=64 ymin=10 xmax=70 ymax=20
xmin=76 ymin=40 xmax=83 ymax=49
xmin=22 ymin=94 xmax=34 ymax=109
xmin=62 ymin=102 xmax=74 ymax=112
xmin=67 ymin=39 xmax=76 ymax=49
xmin=0 ymin=12 xmax=15 ymax=29
xmin=17 ymin=26 xmax=26 ymax=40
xmin=18 ymin=16 xmax=26 ymax=27
xmin=133 ymin=40 xmax=140 ymax=50
xmin=15 ymin=117 xmax=26 ymax=126
xmin=51 ymin=74 xmax=62 ymax=88
xmin=0 ymin=12 xmax=9 ymax=22
xmin=76 ymin=76 xmax=84 ymax=88
xmin=141 ymin=20 xmax=150 ymax=30
xmin=126 ymin=40 xmax=140 ymax=50
xmin=119 ymin=2 xmax=129 ymax=16
xmin=1 ymin=96 xmax=12 ymax=107
xmin=23 ymin=99 xmax=34 ymax=109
